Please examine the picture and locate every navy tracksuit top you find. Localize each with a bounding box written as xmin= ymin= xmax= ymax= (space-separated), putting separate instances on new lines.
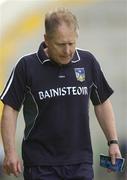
xmin=0 ymin=42 xmax=113 ymax=166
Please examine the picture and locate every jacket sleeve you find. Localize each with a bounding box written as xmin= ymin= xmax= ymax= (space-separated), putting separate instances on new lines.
xmin=0 ymin=58 xmax=27 ymax=111
xmin=90 ymin=55 xmax=114 ymax=105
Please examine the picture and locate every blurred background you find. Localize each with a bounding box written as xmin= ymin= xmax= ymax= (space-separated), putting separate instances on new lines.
xmin=0 ymin=0 xmax=127 ymax=179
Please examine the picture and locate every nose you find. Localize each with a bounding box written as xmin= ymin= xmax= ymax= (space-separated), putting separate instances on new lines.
xmin=63 ymin=44 xmax=71 ymax=55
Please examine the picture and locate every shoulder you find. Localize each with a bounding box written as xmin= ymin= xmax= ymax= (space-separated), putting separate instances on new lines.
xmin=15 ymin=52 xmax=37 ymax=68
xmin=20 ymin=52 xmax=37 ymax=62
xmin=76 ymin=48 xmax=98 ymax=64
xmin=76 ymin=48 xmax=92 ymax=55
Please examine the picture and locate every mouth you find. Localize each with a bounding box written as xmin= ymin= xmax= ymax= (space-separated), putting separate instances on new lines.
xmin=61 ymin=55 xmax=72 ymax=59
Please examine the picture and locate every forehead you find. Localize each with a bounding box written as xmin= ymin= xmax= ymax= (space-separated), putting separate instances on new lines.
xmin=51 ymin=23 xmax=77 ymax=42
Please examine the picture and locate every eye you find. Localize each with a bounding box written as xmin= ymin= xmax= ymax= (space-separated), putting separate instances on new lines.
xmin=60 ymin=44 xmax=65 ymax=46
xmin=56 ymin=43 xmax=65 ymax=47
xmin=69 ymin=43 xmax=74 ymax=46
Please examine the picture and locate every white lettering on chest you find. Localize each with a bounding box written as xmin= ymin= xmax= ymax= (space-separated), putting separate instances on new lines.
xmin=38 ymin=86 xmax=88 ymax=100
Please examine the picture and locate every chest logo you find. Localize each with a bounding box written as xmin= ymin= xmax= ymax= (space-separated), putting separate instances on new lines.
xmin=74 ymin=68 xmax=85 ymax=82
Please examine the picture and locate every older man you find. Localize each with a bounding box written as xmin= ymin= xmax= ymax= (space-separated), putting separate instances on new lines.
xmin=0 ymin=8 xmax=121 ymax=180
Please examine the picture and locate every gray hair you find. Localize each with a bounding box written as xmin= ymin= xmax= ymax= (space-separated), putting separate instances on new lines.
xmin=45 ymin=8 xmax=79 ymax=37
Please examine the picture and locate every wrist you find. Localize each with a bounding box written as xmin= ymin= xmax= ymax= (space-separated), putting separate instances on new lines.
xmin=108 ymin=140 xmax=118 ymax=146
xmin=4 ymin=148 xmax=16 ymax=156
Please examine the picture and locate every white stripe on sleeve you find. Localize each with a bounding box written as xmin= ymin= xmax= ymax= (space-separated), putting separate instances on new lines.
xmin=0 ymin=68 xmax=15 ymax=100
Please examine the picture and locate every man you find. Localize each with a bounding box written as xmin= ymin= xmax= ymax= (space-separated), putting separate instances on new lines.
xmin=0 ymin=8 xmax=121 ymax=180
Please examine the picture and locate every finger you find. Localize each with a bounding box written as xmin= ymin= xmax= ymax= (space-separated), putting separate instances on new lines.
xmin=3 ymin=164 xmax=9 ymax=175
xmin=3 ymin=166 xmax=11 ymax=176
xmin=3 ymin=160 xmax=14 ymax=175
xmin=12 ymin=163 xmax=20 ymax=177
xmin=111 ymin=155 xmax=116 ymax=165
xmin=17 ymin=161 xmax=22 ymax=173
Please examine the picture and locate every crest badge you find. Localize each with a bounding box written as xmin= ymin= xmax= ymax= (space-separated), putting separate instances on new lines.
xmin=74 ymin=68 xmax=85 ymax=82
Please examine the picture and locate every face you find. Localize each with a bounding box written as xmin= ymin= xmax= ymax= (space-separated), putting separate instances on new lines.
xmin=44 ymin=23 xmax=78 ymax=65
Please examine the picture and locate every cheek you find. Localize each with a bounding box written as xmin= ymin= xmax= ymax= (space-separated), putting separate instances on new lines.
xmin=49 ymin=46 xmax=57 ymax=55
xmin=50 ymin=48 xmax=61 ymax=59
xmin=54 ymin=47 xmax=63 ymax=56
xmin=70 ymin=47 xmax=75 ymax=55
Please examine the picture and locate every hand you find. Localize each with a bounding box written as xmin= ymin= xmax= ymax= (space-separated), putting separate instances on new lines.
xmin=107 ymin=144 xmax=121 ymax=173
xmin=3 ymin=152 xmax=22 ymax=177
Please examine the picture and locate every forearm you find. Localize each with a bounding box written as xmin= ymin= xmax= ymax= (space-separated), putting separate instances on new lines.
xmin=1 ymin=105 xmax=18 ymax=155
xmin=1 ymin=105 xmax=22 ymax=176
xmin=94 ymin=99 xmax=118 ymax=141
xmin=94 ymin=99 xmax=121 ymax=164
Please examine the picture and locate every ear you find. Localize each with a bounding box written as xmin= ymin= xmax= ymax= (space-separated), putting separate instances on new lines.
xmin=44 ymin=34 xmax=48 ymax=46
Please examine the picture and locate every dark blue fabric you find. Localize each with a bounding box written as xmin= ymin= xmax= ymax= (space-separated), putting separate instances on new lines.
xmin=24 ymin=163 xmax=94 ymax=180
xmin=0 ymin=42 xmax=113 ymax=166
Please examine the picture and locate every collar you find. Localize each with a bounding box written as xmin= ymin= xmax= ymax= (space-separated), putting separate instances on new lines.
xmin=36 ymin=42 xmax=80 ymax=65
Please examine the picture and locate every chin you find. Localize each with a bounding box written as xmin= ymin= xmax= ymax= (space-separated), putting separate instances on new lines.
xmin=60 ymin=61 xmax=70 ymax=65
xmin=60 ymin=59 xmax=71 ymax=65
